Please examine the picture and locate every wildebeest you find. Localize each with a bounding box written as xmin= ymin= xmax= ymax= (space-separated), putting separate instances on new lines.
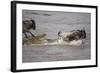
xmin=58 ymin=29 xmax=86 ymax=42
xmin=23 ymin=18 xmax=36 ymax=38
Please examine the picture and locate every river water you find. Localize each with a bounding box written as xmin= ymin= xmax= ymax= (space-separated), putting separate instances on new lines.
xmin=22 ymin=10 xmax=91 ymax=63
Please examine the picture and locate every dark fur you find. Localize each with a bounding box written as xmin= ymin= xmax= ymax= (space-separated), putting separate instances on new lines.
xmin=64 ymin=30 xmax=86 ymax=42
xmin=23 ymin=19 xmax=36 ymax=38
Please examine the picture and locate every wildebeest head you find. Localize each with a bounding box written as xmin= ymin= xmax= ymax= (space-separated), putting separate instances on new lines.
xmin=23 ymin=18 xmax=36 ymax=32
xmin=23 ymin=18 xmax=36 ymax=38
xmin=76 ymin=30 xmax=86 ymax=39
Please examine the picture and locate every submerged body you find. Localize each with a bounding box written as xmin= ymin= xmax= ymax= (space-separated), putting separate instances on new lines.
xmin=43 ymin=29 xmax=86 ymax=46
xmin=58 ymin=30 xmax=86 ymax=42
